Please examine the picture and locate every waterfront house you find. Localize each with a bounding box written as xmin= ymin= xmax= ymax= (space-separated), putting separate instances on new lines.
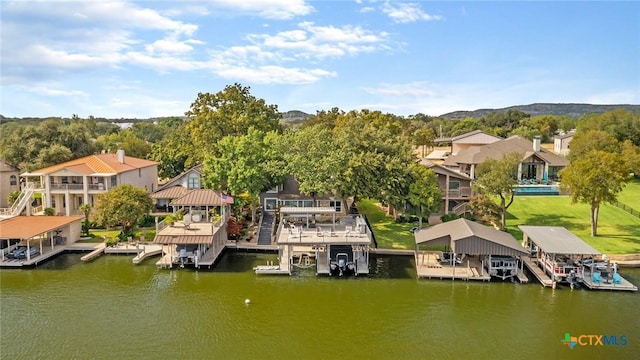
xmin=18 ymin=150 xmax=157 ymax=217
xmin=0 ymin=160 xmax=21 ymax=210
xmin=0 ymin=215 xmax=83 ymax=267
xmin=414 ymin=218 xmax=529 ymax=281
xmin=519 ymin=226 xmax=638 ymax=291
xmin=420 ymin=159 xmax=473 ymax=219
xmin=151 ymin=165 xmax=203 ymax=213
xmin=442 ymin=135 xmax=569 ymax=182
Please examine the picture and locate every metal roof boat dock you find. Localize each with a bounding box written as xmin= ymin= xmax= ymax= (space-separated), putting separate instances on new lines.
xmin=520 ymin=226 xmax=638 ymax=291
xmin=414 ymin=219 xmax=529 ymax=282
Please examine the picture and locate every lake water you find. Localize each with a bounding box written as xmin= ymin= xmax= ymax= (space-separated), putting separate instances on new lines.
xmin=1 ymin=251 xmax=638 ymax=359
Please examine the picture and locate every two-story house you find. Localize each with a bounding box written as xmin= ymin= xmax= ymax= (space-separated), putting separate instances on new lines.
xmin=20 ymin=150 xmax=157 ymax=216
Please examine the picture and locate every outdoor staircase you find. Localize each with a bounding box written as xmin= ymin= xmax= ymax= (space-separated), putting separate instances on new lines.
xmin=452 ymin=202 xmax=467 ymax=216
xmin=0 ymin=183 xmax=35 ymax=217
xmin=257 ymin=212 xmax=274 ymax=245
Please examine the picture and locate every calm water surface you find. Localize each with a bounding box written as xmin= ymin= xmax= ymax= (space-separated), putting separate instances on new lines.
xmin=1 ymin=251 xmax=638 ymax=360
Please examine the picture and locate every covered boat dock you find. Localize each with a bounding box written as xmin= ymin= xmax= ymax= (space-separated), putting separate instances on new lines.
xmin=520 ymin=226 xmax=638 ymax=291
xmin=414 ymin=218 xmax=529 ymax=282
xmin=255 ymin=207 xmax=371 ymax=276
xmin=0 ymin=215 xmax=83 ymax=267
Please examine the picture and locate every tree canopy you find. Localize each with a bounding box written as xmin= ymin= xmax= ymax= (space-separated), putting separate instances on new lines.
xmin=474 ymin=152 xmax=522 ymax=229
xmin=560 ymin=130 xmax=640 ymax=236
xmin=93 ymin=184 xmax=153 ymax=240
xmin=408 ymin=163 xmax=441 ymax=228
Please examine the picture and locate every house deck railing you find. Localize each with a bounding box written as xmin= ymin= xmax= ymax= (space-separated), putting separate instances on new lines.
xmin=447 ymin=187 xmax=472 ymax=198
xmin=49 ymin=183 xmax=105 ymax=191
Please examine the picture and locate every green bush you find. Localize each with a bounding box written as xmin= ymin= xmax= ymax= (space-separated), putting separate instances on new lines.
xmin=137 ymin=214 xmax=155 ymax=227
xmin=441 ymin=213 xmax=460 ymax=223
xmin=44 ymin=207 xmax=55 ymax=216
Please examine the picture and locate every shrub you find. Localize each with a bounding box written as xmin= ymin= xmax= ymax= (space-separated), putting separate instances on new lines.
xmin=441 ymin=213 xmax=460 ymax=223
xmin=44 ymin=207 xmax=55 ymax=216
xmin=137 ymin=214 xmax=155 ymax=227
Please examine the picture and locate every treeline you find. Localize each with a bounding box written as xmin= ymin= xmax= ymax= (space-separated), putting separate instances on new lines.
xmin=1 ymin=83 xmax=639 ymax=177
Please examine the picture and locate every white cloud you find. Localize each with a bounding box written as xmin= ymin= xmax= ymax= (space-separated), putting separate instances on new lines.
xmin=209 ymin=0 xmax=314 ymax=20
xmin=247 ymin=22 xmax=389 ymax=59
xmin=382 ymin=1 xmax=443 ymax=23
xmin=362 ymin=82 xmax=437 ymax=97
xmin=215 ymin=65 xmax=336 ymax=84
xmin=30 ymin=86 xmax=89 ymax=97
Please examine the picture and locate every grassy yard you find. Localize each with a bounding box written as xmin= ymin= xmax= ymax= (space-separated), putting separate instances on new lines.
xmin=617 ymin=178 xmax=640 ymax=209
xmin=78 ymin=228 xmax=156 ymax=243
xmin=356 ymin=199 xmax=418 ymax=250
xmin=505 ymin=195 xmax=640 ymax=254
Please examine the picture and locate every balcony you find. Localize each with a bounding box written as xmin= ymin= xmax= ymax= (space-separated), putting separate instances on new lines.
xmin=49 ymin=183 xmax=105 ymax=191
xmin=446 ymin=187 xmax=472 ymax=198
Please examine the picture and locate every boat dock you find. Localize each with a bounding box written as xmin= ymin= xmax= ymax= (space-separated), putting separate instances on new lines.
xmin=522 ymin=257 xmax=553 ymax=287
xmin=581 ymin=270 xmax=638 ymax=291
xmin=415 ymin=252 xmax=492 ymax=281
xmin=80 ymin=243 xmax=107 ymax=261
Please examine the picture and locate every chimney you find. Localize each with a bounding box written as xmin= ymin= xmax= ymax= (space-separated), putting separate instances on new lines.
xmin=533 ymin=136 xmax=541 ymax=152
xmin=116 ymin=149 xmax=125 ymax=164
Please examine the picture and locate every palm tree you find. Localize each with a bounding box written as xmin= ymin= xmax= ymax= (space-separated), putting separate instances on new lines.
xmin=79 ymin=203 xmax=91 ymax=236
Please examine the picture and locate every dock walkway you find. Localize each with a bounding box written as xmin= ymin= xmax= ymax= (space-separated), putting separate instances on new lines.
xmin=522 ymin=257 xmax=553 ymax=287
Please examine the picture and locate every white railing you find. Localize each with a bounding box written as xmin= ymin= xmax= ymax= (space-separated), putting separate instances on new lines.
xmin=0 ymin=183 xmax=35 ymax=217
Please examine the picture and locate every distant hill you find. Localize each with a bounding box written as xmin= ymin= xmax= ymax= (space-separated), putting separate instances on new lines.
xmin=280 ymin=110 xmax=312 ymax=124
xmin=439 ymin=103 xmax=640 ymax=120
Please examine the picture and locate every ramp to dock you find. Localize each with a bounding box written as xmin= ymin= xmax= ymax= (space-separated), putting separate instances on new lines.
xmin=132 ymin=245 xmax=163 ymax=264
xmin=80 ymin=243 xmax=106 ymax=262
xmin=522 ymin=257 xmax=553 ymax=287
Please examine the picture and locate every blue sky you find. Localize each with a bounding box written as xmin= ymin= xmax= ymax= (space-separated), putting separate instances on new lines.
xmin=1 ymin=1 xmax=638 ymax=118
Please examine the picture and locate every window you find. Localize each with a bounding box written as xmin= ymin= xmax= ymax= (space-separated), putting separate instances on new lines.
xmin=449 ymin=181 xmax=460 ymax=190
xmin=111 ymin=176 xmax=117 ymax=187
xmin=9 ymin=175 xmax=17 ymax=186
xmin=329 ymin=200 xmax=342 ymax=213
xmin=188 ymin=173 xmax=200 ymax=189
xmin=61 ymin=176 xmax=68 ymax=184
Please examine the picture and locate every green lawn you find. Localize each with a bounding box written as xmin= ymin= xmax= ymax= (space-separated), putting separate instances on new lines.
xmin=356 ymin=199 xmax=418 ymax=250
xmin=505 ymin=196 xmax=640 ymax=254
xmin=618 ymin=178 xmax=640 ymax=209
xmin=79 ymin=228 xmax=156 ymax=243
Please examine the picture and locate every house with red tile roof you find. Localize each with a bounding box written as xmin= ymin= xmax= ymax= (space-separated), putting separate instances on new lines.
xmin=19 ymin=150 xmax=157 ymax=216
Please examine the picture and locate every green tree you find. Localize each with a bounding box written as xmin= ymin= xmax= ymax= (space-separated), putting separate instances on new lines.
xmin=79 ymin=203 xmax=91 ymax=237
xmin=467 ymin=194 xmax=500 ymax=226
xmin=93 ymin=184 xmax=153 ymax=240
xmin=413 ymin=126 xmax=436 ymax=158
xmin=185 ymin=83 xmax=282 ymax=159
xmin=474 ymin=152 xmax=522 ymax=229
xmin=202 ymin=128 xmax=279 ymax=225
xmin=408 ymin=163 xmax=441 ymax=228
xmin=560 ymin=131 xmax=639 ymax=236
xmin=149 ymin=126 xmax=194 ymax=179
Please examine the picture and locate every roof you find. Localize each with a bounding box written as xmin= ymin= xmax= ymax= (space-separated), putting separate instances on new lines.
xmin=554 ymin=132 xmax=575 ymax=140
xmin=151 ymin=185 xmax=190 ymax=200
xmin=451 ymin=130 xmax=502 ymax=143
xmin=519 ymin=226 xmax=600 ymax=255
xmin=420 ymin=159 xmax=471 ymax=180
xmin=443 ymin=136 xmax=568 ymax=167
xmin=0 ymin=216 xmax=84 ymax=239
xmin=415 ymin=218 xmax=528 ymax=256
xmin=153 ymin=234 xmax=213 ymax=245
xmin=425 ymin=150 xmax=451 ymax=160
xmin=169 ymin=189 xmax=223 ymax=206
xmin=23 ymin=153 xmax=157 ymax=176
xmin=280 ymin=206 xmax=336 ymax=214
xmin=157 ymin=165 xmax=203 ymax=190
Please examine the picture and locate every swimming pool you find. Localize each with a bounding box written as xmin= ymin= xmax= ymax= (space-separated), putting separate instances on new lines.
xmin=514 ymin=185 xmax=560 ymax=195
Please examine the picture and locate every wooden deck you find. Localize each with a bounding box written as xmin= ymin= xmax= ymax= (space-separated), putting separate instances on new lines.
xmin=415 ymin=252 xmax=491 ymax=281
xmin=581 ymin=270 xmax=638 ymax=292
xmin=522 ymin=257 xmax=554 ymax=287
